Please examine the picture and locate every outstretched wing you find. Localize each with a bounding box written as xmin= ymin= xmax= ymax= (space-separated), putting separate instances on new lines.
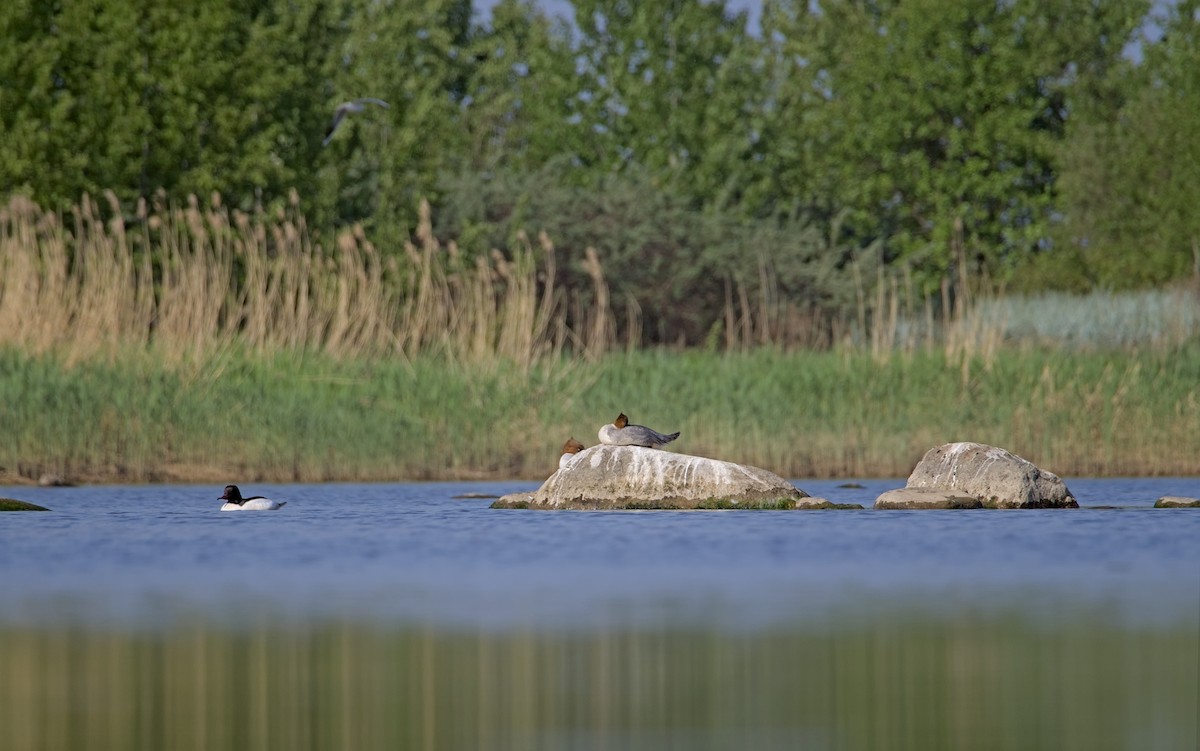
xmin=353 ymin=97 xmax=390 ymax=109
xmin=322 ymin=98 xmax=390 ymax=146
xmin=322 ymin=108 xmax=349 ymax=146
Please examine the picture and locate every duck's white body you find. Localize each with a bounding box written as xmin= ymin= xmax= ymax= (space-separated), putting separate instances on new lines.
xmin=598 ymin=413 xmax=680 ymax=449
xmin=221 ymin=498 xmax=286 ymax=511
xmin=219 ymin=484 xmax=286 ymax=511
xmin=558 ymin=437 xmax=586 ymax=470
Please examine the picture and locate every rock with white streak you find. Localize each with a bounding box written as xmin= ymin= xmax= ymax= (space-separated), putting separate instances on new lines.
xmin=875 ymin=442 xmax=1078 ymax=509
xmin=493 ymin=445 xmax=836 ymax=510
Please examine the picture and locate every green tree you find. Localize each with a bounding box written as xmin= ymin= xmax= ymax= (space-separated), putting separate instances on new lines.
xmin=456 ymin=0 xmax=581 ymax=172
xmin=143 ymin=0 xmax=343 ymax=214
xmin=321 ymin=0 xmax=474 ymax=238
xmin=0 ymin=0 xmax=344 ymax=216
xmin=0 ymin=0 xmax=144 ymax=205
xmin=1051 ymin=0 xmax=1200 ymax=289
xmin=568 ymin=0 xmax=771 ymax=208
xmin=762 ymin=0 xmax=1147 ymax=286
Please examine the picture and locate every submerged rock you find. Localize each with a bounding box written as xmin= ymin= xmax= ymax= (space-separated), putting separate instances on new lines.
xmin=875 ymin=442 xmax=1077 ymax=509
xmin=492 ymin=445 xmax=838 ymax=510
xmin=874 ymin=487 xmax=984 ymax=510
xmin=1154 ymin=496 xmax=1200 ymax=508
xmin=0 ymin=498 xmax=50 ymax=511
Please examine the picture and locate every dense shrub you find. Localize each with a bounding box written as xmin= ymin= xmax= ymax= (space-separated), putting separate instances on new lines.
xmin=434 ymin=164 xmax=881 ymax=346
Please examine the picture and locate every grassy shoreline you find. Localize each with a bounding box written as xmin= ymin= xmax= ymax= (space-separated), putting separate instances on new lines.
xmin=2 ymin=345 xmax=1197 ymax=485
xmin=4 ymin=191 xmax=1197 ymax=484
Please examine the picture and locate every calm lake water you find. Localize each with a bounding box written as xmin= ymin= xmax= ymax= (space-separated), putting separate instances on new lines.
xmin=2 ymin=477 xmax=1197 ymax=750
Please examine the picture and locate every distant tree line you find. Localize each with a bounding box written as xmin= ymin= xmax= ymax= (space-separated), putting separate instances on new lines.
xmin=2 ymin=0 xmax=1197 ymax=344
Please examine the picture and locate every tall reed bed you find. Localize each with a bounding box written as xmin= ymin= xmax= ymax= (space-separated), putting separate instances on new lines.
xmin=0 ymin=193 xmax=615 ymax=368
xmin=5 ymin=192 xmax=1197 ymax=367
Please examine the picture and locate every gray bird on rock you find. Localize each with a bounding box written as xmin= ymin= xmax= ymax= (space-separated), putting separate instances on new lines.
xmin=598 ymin=413 xmax=680 ymax=449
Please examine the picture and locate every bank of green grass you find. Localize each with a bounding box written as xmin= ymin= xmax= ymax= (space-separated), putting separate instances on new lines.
xmin=2 ymin=344 xmax=1197 ymax=483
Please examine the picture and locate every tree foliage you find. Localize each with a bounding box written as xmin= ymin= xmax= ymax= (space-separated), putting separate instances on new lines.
xmin=459 ymin=0 xmax=582 ymax=172
xmin=0 ymin=0 xmax=341 ymax=214
xmin=435 ymin=162 xmax=876 ymax=346
xmin=1049 ymin=0 xmax=1200 ymax=289
xmin=0 ymin=0 xmax=1189 ymax=347
xmin=760 ymin=0 xmax=1148 ymax=285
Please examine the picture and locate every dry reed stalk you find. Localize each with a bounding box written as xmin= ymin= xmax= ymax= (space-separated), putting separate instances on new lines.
xmin=722 ymin=279 xmax=750 ymax=349
xmin=0 ymin=196 xmax=72 ymax=355
xmin=722 ymin=278 xmax=737 ymax=350
xmin=854 ymin=263 xmax=867 ymax=349
xmin=716 ymin=262 xmax=842 ymax=351
xmin=393 ymin=206 xmax=566 ymax=368
xmin=623 ymin=293 xmax=643 ymax=353
xmin=150 ymin=195 xmax=234 ymax=360
xmin=720 ymin=273 xmax=760 ymax=351
xmin=492 ymin=234 xmax=560 ymax=368
xmin=580 ymin=246 xmax=614 ymax=360
xmin=540 ymin=231 xmax=573 ymax=357
xmin=5 ymin=190 xmax=1036 ymax=369
xmin=756 ymin=259 xmax=776 ymax=347
xmin=0 ymin=191 xmax=617 ymax=367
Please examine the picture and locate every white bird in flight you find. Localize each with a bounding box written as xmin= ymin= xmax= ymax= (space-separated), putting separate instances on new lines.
xmin=323 ymin=98 xmax=390 ymax=146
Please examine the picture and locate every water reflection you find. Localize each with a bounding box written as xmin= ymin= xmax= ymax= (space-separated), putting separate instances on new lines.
xmin=1 ymin=610 xmax=1194 ymax=751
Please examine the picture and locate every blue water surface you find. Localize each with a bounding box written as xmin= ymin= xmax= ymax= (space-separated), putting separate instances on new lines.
xmin=2 ymin=477 xmax=1197 ymax=631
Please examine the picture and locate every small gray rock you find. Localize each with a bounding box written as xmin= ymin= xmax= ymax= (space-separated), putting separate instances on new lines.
xmin=874 ymin=487 xmax=984 ymax=509
xmin=1154 ymin=496 xmax=1200 ymax=508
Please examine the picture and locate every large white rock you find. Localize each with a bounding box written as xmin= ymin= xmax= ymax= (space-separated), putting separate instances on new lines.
xmin=494 ymin=445 xmax=832 ymax=510
xmin=876 ymin=442 xmax=1077 ymax=509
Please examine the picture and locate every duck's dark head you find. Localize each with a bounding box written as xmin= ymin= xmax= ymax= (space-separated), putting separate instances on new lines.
xmin=614 ymin=413 xmax=629 ymax=428
xmin=220 ymin=485 xmax=244 ymax=504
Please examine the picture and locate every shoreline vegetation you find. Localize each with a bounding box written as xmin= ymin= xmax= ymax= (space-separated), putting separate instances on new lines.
xmin=2 ymin=194 xmax=1198 ymax=485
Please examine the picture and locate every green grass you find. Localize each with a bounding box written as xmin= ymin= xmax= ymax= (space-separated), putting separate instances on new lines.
xmin=1 ymin=343 xmax=1198 ymax=483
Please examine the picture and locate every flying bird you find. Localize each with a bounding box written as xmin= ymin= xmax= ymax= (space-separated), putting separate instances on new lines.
xmin=323 ymin=98 xmax=390 ymax=146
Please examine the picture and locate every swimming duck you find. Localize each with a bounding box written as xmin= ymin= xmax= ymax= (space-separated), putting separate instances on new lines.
xmin=597 ymin=413 xmax=680 ymax=449
xmin=559 ymin=437 xmax=586 ymax=469
xmin=219 ymin=485 xmax=287 ymax=511
xmin=323 ymin=98 xmax=390 ymax=146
